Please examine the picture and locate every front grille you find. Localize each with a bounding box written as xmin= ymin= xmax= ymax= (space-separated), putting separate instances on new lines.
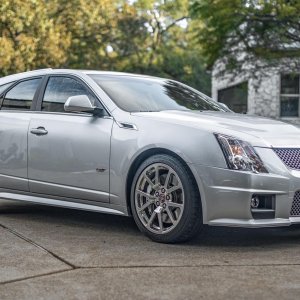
xmin=274 ymin=148 xmax=300 ymax=170
xmin=291 ymin=191 xmax=300 ymax=217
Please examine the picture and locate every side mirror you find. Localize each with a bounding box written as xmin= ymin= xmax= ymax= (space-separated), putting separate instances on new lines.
xmin=218 ymin=102 xmax=233 ymax=112
xmin=64 ymin=95 xmax=104 ymax=116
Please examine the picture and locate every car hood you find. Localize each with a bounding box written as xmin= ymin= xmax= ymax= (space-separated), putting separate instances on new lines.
xmin=132 ymin=110 xmax=300 ymax=148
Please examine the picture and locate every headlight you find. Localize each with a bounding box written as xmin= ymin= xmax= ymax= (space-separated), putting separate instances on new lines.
xmin=214 ymin=133 xmax=268 ymax=173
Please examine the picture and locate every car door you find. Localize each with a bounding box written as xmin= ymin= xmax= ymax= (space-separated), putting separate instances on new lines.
xmin=28 ymin=75 xmax=113 ymax=203
xmin=0 ymin=78 xmax=42 ymax=191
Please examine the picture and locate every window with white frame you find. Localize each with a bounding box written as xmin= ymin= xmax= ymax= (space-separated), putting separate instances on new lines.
xmin=280 ymin=74 xmax=300 ymax=117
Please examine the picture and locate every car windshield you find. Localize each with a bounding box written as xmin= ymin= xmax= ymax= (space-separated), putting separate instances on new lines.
xmin=89 ymin=74 xmax=226 ymax=113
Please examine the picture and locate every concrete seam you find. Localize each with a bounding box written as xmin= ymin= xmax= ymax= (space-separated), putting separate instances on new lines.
xmin=2 ymin=263 xmax=300 ymax=286
xmin=0 ymin=223 xmax=77 ymax=269
xmin=0 ymin=268 xmax=72 ymax=285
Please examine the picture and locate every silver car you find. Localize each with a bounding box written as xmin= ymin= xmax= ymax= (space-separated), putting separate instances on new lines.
xmin=0 ymin=69 xmax=299 ymax=243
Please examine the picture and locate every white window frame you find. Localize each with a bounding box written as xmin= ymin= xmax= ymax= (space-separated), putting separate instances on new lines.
xmin=280 ymin=73 xmax=300 ymax=118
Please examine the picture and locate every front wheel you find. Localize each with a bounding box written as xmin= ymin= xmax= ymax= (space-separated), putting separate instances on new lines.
xmin=130 ymin=154 xmax=203 ymax=243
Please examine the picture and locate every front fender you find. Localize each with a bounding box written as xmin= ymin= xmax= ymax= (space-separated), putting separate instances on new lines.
xmin=109 ymin=118 xmax=226 ymax=217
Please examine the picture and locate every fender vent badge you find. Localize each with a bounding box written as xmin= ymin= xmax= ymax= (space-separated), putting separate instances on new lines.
xmin=116 ymin=121 xmax=138 ymax=130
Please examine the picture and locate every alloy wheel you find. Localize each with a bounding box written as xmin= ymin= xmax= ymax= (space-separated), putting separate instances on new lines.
xmin=134 ymin=163 xmax=185 ymax=234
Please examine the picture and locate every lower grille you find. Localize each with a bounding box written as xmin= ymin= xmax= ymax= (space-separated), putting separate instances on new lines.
xmin=291 ymin=191 xmax=300 ymax=217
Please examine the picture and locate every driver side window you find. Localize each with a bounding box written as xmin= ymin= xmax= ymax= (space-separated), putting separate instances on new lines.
xmin=42 ymin=76 xmax=101 ymax=113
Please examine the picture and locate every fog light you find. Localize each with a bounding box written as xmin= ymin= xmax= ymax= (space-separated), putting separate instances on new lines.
xmin=251 ymin=195 xmax=260 ymax=208
xmin=250 ymin=194 xmax=276 ymax=219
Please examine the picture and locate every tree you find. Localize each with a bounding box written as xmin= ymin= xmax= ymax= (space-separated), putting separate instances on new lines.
xmin=0 ymin=0 xmax=70 ymax=76
xmin=105 ymin=0 xmax=190 ymax=73
xmin=0 ymin=0 xmax=211 ymax=94
xmin=190 ymin=0 xmax=300 ymax=77
xmin=110 ymin=0 xmax=211 ymax=93
xmin=47 ymin=0 xmax=119 ymax=70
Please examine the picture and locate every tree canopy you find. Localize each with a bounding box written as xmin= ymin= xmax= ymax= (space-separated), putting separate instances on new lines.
xmin=0 ymin=0 xmax=211 ymax=94
xmin=1 ymin=0 xmax=299 ymax=92
xmin=190 ymin=0 xmax=300 ymax=76
xmin=0 ymin=0 xmax=70 ymax=74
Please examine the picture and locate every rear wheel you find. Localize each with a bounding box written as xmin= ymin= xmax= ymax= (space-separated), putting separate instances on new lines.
xmin=130 ymin=154 xmax=203 ymax=243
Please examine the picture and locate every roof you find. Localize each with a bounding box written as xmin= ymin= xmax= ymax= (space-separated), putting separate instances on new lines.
xmin=0 ymin=69 xmax=161 ymax=85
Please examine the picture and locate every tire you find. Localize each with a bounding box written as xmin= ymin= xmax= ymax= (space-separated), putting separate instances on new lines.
xmin=130 ymin=154 xmax=203 ymax=243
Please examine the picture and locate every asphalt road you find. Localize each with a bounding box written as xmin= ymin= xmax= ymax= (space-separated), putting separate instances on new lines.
xmin=1 ymin=199 xmax=300 ymax=300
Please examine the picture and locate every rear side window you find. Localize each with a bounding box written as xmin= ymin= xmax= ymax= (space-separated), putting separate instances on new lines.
xmin=1 ymin=78 xmax=41 ymax=110
xmin=42 ymin=76 xmax=99 ymax=112
xmin=0 ymin=82 xmax=14 ymax=96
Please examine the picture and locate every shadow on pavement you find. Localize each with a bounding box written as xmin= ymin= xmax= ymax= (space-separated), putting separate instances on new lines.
xmin=1 ymin=200 xmax=300 ymax=249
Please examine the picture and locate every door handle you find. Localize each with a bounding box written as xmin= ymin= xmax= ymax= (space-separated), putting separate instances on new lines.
xmin=30 ymin=127 xmax=48 ymax=136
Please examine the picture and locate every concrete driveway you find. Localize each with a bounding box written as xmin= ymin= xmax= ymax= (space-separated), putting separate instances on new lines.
xmin=1 ymin=199 xmax=300 ymax=300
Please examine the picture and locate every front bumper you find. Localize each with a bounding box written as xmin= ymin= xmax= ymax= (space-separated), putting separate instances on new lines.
xmin=189 ymin=147 xmax=300 ymax=227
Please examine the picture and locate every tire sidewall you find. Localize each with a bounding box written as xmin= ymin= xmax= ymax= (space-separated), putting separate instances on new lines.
xmin=130 ymin=154 xmax=201 ymax=243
